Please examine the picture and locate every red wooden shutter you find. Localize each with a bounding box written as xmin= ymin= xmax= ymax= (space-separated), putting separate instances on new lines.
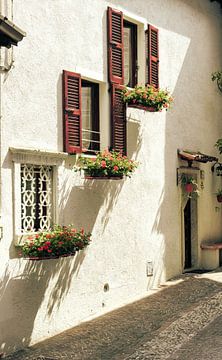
xmin=107 ymin=7 xmax=124 ymax=85
xmin=111 ymin=84 xmax=126 ymax=155
xmin=146 ymin=25 xmax=159 ymax=88
xmin=63 ymin=70 xmax=82 ymax=154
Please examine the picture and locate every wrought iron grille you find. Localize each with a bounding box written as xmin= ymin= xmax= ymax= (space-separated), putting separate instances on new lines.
xmin=21 ymin=164 xmax=53 ymax=233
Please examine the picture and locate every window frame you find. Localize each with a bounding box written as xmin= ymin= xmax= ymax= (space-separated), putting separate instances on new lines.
xmin=10 ymin=147 xmax=67 ymax=244
xmin=81 ymin=79 xmax=100 ymax=153
xmin=123 ymin=19 xmax=138 ymax=88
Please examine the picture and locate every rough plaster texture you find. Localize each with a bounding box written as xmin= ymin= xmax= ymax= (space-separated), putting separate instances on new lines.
xmin=0 ymin=0 xmax=222 ymax=355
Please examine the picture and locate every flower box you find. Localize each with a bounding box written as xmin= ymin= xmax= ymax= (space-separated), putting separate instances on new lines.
xmin=25 ymin=252 xmax=77 ymax=261
xmin=122 ymin=85 xmax=173 ymax=112
xmin=75 ymin=150 xmax=138 ymax=179
xmin=19 ymin=225 xmax=91 ymax=260
xmin=85 ymin=175 xmax=123 ymax=180
xmin=127 ymin=104 xmax=158 ymax=112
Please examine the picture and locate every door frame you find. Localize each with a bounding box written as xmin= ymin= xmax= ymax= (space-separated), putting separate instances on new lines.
xmin=178 ymin=167 xmax=200 ymax=271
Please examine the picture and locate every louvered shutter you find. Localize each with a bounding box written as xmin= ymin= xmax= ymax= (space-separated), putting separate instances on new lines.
xmin=111 ymin=84 xmax=126 ymax=155
xmin=63 ymin=70 xmax=82 ymax=154
xmin=146 ymin=25 xmax=159 ymax=88
xmin=107 ymin=7 xmax=124 ymax=85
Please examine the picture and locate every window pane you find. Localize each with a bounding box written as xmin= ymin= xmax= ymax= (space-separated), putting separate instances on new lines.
xmin=123 ymin=27 xmax=132 ymax=86
xmin=21 ymin=164 xmax=53 ymax=233
xmin=82 ymin=87 xmax=92 ymax=149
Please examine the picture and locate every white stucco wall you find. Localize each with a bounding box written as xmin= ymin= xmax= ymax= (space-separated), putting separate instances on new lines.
xmin=0 ymin=0 xmax=222 ymax=355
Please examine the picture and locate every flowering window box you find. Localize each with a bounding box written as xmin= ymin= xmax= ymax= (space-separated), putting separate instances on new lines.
xmin=122 ymin=85 xmax=173 ymax=112
xmin=75 ymin=150 xmax=138 ymax=179
xmin=19 ymin=225 xmax=91 ymax=260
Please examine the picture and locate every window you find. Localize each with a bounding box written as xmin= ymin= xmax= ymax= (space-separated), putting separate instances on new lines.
xmin=81 ymin=80 xmax=100 ymax=153
xmin=21 ymin=164 xmax=53 ymax=233
xmin=123 ymin=20 xmax=137 ymax=87
xmin=11 ymin=147 xmax=66 ymax=244
xmin=63 ymin=71 xmax=100 ymax=154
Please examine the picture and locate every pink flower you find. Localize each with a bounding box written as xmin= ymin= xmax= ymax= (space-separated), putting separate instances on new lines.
xmin=48 ymin=249 xmax=52 ymax=253
xmin=37 ymin=247 xmax=43 ymax=251
xmin=45 ymin=241 xmax=51 ymax=246
xmin=101 ymin=160 xmax=106 ymax=168
xmin=113 ymin=165 xmax=119 ymax=171
xmin=71 ymin=228 xmax=76 ymax=233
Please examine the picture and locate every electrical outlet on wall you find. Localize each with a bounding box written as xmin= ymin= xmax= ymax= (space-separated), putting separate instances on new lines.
xmin=146 ymin=261 xmax=153 ymax=276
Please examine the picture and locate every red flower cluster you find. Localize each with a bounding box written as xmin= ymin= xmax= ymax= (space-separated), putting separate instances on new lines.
xmin=20 ymin=225 xmax=91 ymax=259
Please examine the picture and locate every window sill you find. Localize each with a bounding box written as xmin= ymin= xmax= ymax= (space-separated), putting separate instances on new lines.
xmin=10 ymin=147 xmax=68 ymax=165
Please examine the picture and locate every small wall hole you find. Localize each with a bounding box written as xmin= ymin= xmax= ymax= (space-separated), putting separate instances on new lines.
xmin=103 ymin=283 xmax=109 ymax=292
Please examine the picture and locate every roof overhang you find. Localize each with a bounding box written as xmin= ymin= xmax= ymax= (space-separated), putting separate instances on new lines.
xmin=0 ymin=15 xmax=26 ymax=48
xmin=178 ymin=149 xmax=218 ymax=166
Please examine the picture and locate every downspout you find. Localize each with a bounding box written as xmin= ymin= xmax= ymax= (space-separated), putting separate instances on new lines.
xmin=0 ymin=0 xmax=14 ymax=238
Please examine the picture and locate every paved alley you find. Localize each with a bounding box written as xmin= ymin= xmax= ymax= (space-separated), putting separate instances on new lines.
xmin=5 ymin=270 xmax=222 ymax=360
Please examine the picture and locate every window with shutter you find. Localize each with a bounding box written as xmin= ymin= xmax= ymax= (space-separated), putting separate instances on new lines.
xmin=81 ymin=80 xmax=100 ymax=153
xmin=63 ymin=71 xmax=100 ymax=154
xmin=63 ymin=70 xmax=82 ymax=154
xmin=145 ymin=25 xmax=159 ymax=88
xmin=107 ymin=7 xmax=124 ymax=85
xmin=123 ymin=20 xmax=137 ymax=87
xmin=111 ymin=83 xmax=126 ymax=155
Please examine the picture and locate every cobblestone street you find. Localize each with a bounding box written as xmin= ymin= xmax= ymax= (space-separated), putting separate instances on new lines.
xmin=5 ymin=269 xmax=222 ymax=360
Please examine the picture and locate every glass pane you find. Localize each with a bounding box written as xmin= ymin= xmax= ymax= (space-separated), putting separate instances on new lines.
xmin=123 ymin=27 xmax=132 ymax=86
xmin=82 ymin=87 xmax=92 ymax=149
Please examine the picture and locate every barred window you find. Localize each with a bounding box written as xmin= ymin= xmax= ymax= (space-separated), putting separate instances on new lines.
xmin=21 ymin=164 xmax=53 ymax=233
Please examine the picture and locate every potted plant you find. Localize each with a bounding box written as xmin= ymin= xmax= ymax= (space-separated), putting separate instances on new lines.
xmin=19 ymin=225 xmax=91 ymax=260
xmin=122 ymin=85 xmax=173 ymax=112
xmin=75 ymin=149 xmax=138 ymax=179
xmin=216 ymin=189 xmax=222 ymax=203
xmin=180 ymin=174 xmax=200 ymax=198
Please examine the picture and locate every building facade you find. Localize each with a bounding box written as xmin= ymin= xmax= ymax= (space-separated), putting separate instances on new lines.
xmin=0 ymin=0 xmax=222 ymax=355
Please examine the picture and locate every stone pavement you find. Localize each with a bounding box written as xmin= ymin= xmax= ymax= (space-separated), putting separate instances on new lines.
xmin=5 ymin=269 xmax=222 ymax=360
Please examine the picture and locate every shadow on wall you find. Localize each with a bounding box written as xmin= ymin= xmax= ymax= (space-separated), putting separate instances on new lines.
xmin=0 ymin=251 xmax=86 ymax=355
xmin=0 ymin=70 xmax=143 ymax=358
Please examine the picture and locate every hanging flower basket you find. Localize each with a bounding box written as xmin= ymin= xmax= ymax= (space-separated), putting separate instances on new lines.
xmin=19 ymin=225 xmax=91 ymax=260
xmin=185 ymin=183 xmax=194 ymax=193
xmin=75 ymin=150 xmax=138 ymax=179
xmin=122 ymin=85 xmax=173 ymax=112
xmin=180 ymin=174 xmax=200 ymax=199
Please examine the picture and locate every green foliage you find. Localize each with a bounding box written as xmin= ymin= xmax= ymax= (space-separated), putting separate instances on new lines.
xmin=122 ymin=85 xmax=173 ymax=111
xmin=180 ymin=174 xmax=200 ymax=199
xmin=75 ymin=150 xmax=138 ymax=178
xmin=20 ymin=225 xmax=91 ymax=259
